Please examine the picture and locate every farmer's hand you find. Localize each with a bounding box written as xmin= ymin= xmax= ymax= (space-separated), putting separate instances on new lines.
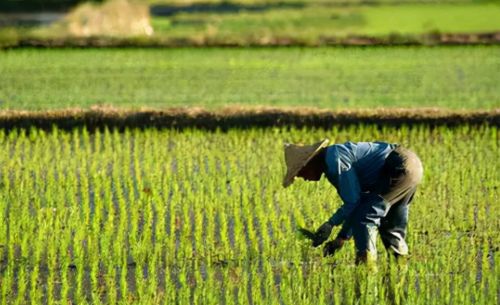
xmin=323 ymin=237 xmax=346 ymax=257
xmin=312 ymin=222 xmax=333 ymax=247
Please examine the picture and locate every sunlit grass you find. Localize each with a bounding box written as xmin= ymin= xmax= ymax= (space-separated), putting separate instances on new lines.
xmin=0 ymin=125 xmax=498 ymax=304
xmin=1 ymin=46 xmax=499 ymax=110
xmin=151 ymin=3 xmax=500 ymax=39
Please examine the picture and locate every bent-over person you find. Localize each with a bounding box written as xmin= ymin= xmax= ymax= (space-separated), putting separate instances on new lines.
xmin=283 ymin=140 xmax=423 ymax=264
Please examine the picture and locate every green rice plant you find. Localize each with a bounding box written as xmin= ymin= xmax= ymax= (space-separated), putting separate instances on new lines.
xmin=0 ymin=125 xmax=498 ymax=304
xmin=1 ymin=47 xmax=499 ymax=110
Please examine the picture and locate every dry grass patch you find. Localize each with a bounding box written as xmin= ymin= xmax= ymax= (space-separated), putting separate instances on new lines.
xmin=41 ymin=0 xmax=153 ymax=37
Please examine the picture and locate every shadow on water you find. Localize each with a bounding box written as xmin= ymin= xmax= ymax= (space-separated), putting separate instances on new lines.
xmin=150 ymin=2 xmax=305 ymax=17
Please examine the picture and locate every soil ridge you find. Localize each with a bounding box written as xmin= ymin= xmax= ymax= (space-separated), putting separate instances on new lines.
xmin=0 ymin=106 xmax=497 ymax=131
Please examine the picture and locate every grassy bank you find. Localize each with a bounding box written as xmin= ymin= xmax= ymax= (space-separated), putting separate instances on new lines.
xmin=1 ymin=46 xmax=499 ymax=110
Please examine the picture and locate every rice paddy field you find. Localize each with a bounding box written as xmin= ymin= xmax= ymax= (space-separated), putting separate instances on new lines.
xmin=0 ymin=6 xmax=499 ymax=301
xmin=0 ymin=46 xmax=499 ymax=110
xmin=3 ymin=1 xmax=500 ymax=48
xmin=0 ymin=125 xmax=498 ymax=304
xmin=149 ymin=3 xmax=500 ymax=41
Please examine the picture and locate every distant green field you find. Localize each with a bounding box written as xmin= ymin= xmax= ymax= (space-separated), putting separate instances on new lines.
xmin=3 ymin=2 xmax=499 ymax=48
xmin=148 ymin=0 xmax=489 ymax=5
xmin=0 ymin=46 xmax=499 ymax=110
xmin=150 ymin=3 xmax=500 ymax=42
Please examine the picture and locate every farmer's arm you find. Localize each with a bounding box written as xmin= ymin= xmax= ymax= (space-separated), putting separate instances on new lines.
xmin=327 ymin=166 xmax=361 ymax=226
xmin=323 ymin=218 xmax=352 ymax=256
xmin=336 ymin=217 xmax=353 ymax=240
xmin=311 ymin=166 xmax=360 ymax=247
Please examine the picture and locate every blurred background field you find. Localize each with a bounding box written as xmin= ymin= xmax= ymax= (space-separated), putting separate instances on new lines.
xmin=1 ymin=0 xmax=499 ymax=111
xmin=148 ymin=3 xmax=500 ymax=43
xmin=1 ymin=0 xmax=500 ymax=47
xmin=1 ymin=46 xmax=499 ymax=110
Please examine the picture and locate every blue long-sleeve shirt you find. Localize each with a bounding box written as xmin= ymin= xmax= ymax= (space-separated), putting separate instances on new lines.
xmin=324 ymin=141 xmax=397 ymax=226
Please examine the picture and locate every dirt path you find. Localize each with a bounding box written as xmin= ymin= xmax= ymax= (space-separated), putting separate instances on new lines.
xmin=6 ymin=31 xmax=499 ymax=48
xmin=0 ymin=107 xmax=497 ymax=131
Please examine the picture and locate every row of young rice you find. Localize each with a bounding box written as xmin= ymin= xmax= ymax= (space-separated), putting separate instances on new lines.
xmin=0 ymin=125 xmax=498 ymax=305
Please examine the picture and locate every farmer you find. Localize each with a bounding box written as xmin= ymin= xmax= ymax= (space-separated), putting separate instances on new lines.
xmin=283 ymin=140 xmax=423 ymax=264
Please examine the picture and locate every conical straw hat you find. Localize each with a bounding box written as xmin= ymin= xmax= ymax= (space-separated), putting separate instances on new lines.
xmin=282 ymin=139 xmax=329 ymax=188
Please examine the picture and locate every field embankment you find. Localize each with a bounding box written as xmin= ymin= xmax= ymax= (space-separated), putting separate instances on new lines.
xmin=0 ymin=107 xmax=498 ymax=130
xmin=8 ymin=31 xmax=500 ymax=48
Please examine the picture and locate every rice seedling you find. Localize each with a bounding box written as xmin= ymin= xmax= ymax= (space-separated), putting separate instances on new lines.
xmin=0 ymin=125 xmax=497 ymax=304
xmin=0 ymin=47 xmax=499 ymax=110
